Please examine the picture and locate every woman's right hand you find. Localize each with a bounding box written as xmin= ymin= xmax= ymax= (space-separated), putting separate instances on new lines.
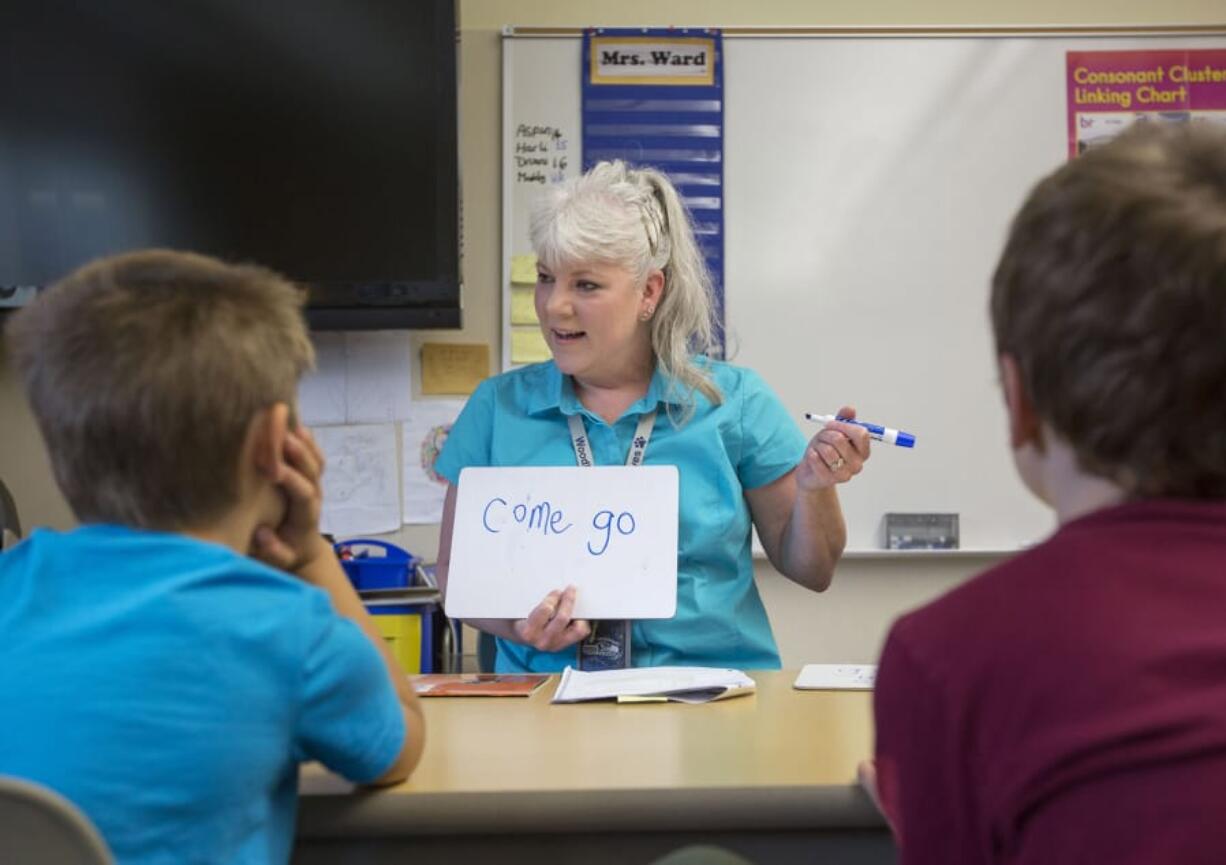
xmin=511 ymin=586 xmax=592 ymax=652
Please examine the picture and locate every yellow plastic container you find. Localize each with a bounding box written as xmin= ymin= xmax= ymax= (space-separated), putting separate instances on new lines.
xmin=372 ymin=613 xmax=423 ymax=674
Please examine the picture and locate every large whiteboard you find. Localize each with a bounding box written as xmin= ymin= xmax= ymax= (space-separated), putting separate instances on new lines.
xmin=502 ymin=29 xmax=1226 ymax=552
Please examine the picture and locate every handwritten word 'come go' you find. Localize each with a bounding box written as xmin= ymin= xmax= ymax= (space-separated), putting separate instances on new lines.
xmin=481 ymin=496 xmax=637 ymax=556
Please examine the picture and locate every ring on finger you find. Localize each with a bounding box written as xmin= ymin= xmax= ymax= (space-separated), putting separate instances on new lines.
xmin=832 ymin=456 xmax=846 ymax=471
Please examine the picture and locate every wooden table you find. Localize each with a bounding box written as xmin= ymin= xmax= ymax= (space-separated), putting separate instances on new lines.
xmin=294 ymin=670 xmax=893 ymax=865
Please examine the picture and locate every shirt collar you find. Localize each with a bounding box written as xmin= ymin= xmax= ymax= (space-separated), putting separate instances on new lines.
xmin=525 ymin=361 xmax=685 ymax=421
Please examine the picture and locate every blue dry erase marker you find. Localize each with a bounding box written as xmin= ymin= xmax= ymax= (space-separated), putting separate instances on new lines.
xmin=804 ymin=413 xmax=917 ymax=448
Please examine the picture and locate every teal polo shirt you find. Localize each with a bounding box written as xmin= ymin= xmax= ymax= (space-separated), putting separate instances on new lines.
xmin=0 ymin=524 xmax=406 ymax=865
xmin=435 ymin=358 xmax=807 ymax=671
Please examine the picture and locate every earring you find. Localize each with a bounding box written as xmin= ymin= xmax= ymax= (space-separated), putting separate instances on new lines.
xmin=641 ymin=305 xmax=655 ymax=321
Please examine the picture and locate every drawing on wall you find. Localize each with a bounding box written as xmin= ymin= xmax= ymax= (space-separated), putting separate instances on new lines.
xmin=315 ymin=423 xmax=401 ymax=537
xmin=420 ymin=425 xmax=450 ymax=484
xmin=403 ymin=400 xmax=466 ymax=523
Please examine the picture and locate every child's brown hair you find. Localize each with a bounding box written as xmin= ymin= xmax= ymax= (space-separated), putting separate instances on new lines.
xmin=6 ymin=250 xmax=315 ymax=528
xmin=992 ymin=121 xmax=1226 ymax=498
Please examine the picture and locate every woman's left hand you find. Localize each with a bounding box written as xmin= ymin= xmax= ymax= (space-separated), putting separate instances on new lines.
xmin=796 ymin=404 xmax=871 ymax=492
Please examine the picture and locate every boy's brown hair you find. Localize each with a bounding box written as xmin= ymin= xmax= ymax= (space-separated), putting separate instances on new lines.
xmin=991 ymin=121 xmax=1226 ymax=498
xmin=5 ymin=250 xmax=315 ymax=529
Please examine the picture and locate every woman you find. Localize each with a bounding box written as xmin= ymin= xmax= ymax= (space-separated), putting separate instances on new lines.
xmin=435 ymin=160 xmax=870 ymax=672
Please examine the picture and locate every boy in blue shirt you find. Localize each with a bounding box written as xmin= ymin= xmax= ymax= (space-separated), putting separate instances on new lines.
xmin=0 ymin=250 xmax=425 ymax=864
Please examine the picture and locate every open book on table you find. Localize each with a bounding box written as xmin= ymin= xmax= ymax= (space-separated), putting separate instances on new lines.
xmin=551 ymin=666 xmax=755 ymax=704
xmin=412 ymin=674 xmax=549 ymax=697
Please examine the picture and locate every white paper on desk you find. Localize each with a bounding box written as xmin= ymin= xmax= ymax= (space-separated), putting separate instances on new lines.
xmin=793 ymin=664 xmax=877 ymax=691
xmin=552 ymin=666 xmax=755 ymax=704
xmin=315 ymin=424 xmax=401 ymax=537
xmin=445 ymin=466 xmax=679 ymax=620
xmin=401 ymin=399 xmax=466 ymax=524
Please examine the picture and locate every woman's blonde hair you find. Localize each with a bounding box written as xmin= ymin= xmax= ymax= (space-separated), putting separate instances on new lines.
xmin=529 ymin=160 xmax=722 ymax=418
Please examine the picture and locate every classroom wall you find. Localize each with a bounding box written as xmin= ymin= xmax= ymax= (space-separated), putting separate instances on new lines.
xmin=1 ymin=0 xmax=1221 ymax=666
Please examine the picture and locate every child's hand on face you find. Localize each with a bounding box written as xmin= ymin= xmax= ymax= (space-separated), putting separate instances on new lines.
xmin=251 ymin=425 xmax=330 ymax=575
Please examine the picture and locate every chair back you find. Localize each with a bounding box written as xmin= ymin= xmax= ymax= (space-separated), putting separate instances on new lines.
xmin=0 ymin=478 xmax=21 ymax=551
xmin=0 ymin=776 xmax=114 ymax=865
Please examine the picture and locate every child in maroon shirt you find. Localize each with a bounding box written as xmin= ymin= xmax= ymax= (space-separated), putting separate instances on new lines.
xmin=866 ymin=121 xmax=1226 ymax=864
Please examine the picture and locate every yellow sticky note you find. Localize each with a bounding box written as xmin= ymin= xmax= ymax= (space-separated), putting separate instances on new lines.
xmin=510 ymin=254 xmax=538 ymax=285
xmin=510 ymin=286 xmax=538 ymax=325
xmin=420 ymin=343 xmax=491 ymax=395
xmin=510 ymin=327 xmax=551 ymax=364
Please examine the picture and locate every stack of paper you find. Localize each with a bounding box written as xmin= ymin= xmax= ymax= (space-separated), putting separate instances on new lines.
xmin=551 ymin=666 xmax=755 ymax=704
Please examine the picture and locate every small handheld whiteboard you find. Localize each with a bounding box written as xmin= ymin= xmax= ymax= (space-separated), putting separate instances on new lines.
xmin=444 ymin=466 xmax=679 ymax=620
xmin=793 ymin=664 xmax=877 ymax=691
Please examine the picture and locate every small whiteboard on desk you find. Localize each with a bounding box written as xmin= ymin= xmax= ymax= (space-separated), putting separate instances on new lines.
xmin=445 ymin=466 xmax=679 ymax=619
xmin=794 ymin=664 xmax=877 ymax=691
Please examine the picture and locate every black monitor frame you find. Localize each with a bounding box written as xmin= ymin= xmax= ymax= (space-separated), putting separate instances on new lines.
xmin=1 ymin=0 xmax=462 ymax=331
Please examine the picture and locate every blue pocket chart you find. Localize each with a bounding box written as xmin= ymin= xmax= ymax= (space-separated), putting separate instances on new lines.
xmin=445 ymin=466 xmax=679 ymax=620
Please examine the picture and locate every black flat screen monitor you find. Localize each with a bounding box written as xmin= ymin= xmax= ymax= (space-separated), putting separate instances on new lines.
xmin=2 ymin=0 xmax=460 ymax=329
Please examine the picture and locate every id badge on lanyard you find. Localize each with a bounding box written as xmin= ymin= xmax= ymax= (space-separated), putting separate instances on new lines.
xmin=568 ymin=409 xmax=656 ymax=670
